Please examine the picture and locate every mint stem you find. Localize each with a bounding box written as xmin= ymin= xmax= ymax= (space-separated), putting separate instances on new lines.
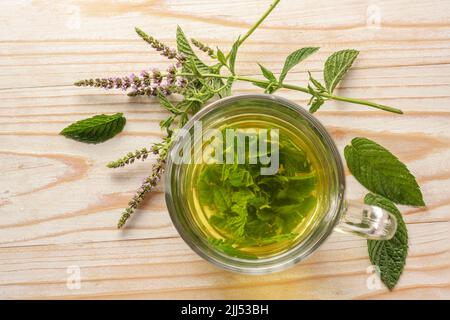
xmin=177 ymin=73 xmax=403 ymax=114
xmin=282 ymin=83 xmax=404 ymax=114
xmin=225 ymin=0 xmax=281 ymax=60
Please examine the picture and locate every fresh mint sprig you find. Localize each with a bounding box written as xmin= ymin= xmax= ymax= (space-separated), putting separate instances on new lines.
xmin=69 ymin=0 xmax=413 ymax=225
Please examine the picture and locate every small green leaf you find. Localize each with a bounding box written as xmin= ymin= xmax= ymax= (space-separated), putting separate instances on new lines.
xmin=309 ymin=97 xmax=324 ymax=113
xmin=252 ymin=82 xmax=270 ymax=90
xmin=176 ymin=26 xmax=210 ymax=73
xmin=258 ymin=63 xmax=277 ymax=82
xmin=308 ymin=71 xmax=326 ymax=92
xmin=229 ymin=36 xmax=241 ymax=75
xmin=219 ymin=77 xmax=234 ymax=97
xmin=216 ymin=48 xmax=227 ymax=66
xmin=157 ymin=90 xmax=179 ymax=114
xmin=365 ymin=193 xmax=408 ymax=290
xmin=324 ymin=49 xmax=359 ymax=93
xmin=344 ymin=137 xmax=425 ymax=206
xmin=60 ymin=113 xmax=126 ymax=144
xmin=279 ymin=47 xmax=319 ymax=83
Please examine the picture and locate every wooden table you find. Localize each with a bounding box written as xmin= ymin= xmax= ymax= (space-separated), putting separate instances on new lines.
xmin=0 ymin=0 xmax=449 ymax=299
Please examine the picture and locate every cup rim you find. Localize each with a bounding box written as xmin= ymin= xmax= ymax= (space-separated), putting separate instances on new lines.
xmin=164 ymin=93 xmax=346 ymax=274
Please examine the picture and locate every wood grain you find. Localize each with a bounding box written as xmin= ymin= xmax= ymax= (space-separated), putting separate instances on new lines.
xmin=0 ymin=0 xmax=449 ymax=299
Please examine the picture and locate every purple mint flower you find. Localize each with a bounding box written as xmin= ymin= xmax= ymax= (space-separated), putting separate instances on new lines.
xmin=113 ymin=77 xmax=122 ymax=89
xmin=152 ymin=69 xmax=162 ymax=85
xmin=176 ymin=77 xmax=187 ymax=88
xmin=167 ymin=65 xmax=176 ymax=73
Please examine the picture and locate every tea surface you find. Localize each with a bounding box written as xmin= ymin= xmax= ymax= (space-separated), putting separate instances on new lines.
xmin=187 ymin=117 xmax=326 ymax=259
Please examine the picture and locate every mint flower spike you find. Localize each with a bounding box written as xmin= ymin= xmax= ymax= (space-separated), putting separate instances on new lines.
xmin=74 ymin=66 xmax=188 ymax=97
xmin=107 ymin=147 xmax=153 ymax=169
xmin=135 ymin=27 xmax=186 ymax=65
xmin=117 ymin=151 xmax=166 ymax=229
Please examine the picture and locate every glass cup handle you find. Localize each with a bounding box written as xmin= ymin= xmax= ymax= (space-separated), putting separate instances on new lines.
xmin=335 ymin=201 xmax=397 ymax=240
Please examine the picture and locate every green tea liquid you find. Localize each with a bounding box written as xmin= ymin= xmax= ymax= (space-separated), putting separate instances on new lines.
xmin=185 ymin=115 xmax=326 ymax=259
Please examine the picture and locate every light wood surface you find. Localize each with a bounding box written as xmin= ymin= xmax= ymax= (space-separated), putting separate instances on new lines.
xmin=0 ymin=0 xmax=449 ymax=300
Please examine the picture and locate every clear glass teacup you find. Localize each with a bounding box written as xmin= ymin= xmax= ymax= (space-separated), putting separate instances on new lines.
xmin=165 ymin=94 xmax=397 ymax=274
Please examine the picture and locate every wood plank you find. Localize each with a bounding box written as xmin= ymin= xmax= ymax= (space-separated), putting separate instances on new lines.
xmin=0 ymin=0 xmax=449 ymax=299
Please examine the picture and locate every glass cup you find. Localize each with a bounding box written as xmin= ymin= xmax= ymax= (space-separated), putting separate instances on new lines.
xmin=165 ymin=94 xmax=397 ymax=274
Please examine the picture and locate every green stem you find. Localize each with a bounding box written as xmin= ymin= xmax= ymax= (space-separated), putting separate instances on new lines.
xmin=177 ymin=73 xmax=403 ymax=114
xmin=225 ymin=0 xmax=281 ymax=59
xmin=281 ymin=83 xmax=404 ymax=114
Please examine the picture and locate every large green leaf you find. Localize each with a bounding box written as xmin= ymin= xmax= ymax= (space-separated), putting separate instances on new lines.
xmin=60 ymin=113 xmax=126 ymax=144
xmin=365 ymin=193 xmax=408 ymax=290
xmin=344 ymin=137 xmax=425 ymax=206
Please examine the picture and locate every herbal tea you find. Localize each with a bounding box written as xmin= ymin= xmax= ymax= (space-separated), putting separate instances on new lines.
xmin=185 ymin=116 xmax=326 ymax=259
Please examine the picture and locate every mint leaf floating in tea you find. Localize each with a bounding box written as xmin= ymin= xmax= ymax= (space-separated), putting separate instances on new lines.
xmin=344 ymin=137 xmax=425 ymax=206
xmin=365 ymin=193 xmax=408 ymax=290
xmin=60 ymin=113 xmax=126 ymax=144
xmin=196 ymin=131 xmax=318 ymax=258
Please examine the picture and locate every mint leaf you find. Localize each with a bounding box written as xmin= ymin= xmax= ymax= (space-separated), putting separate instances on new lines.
xmin=324 ymin=49 xmax=359 ymax=93
xmin=197 ymin=130 xmax=318 ymax=254
xmin=257 ymin=63 xmax=278 ymax=93
xmin=258 ymin=63 xmax=277 ymax=82
xmin=274 ymin=196 xmax=316 ymax=233
xmin=176 ymin=26 xmax=210 ymax=73
xmin=177 ymin=27 xmax=226 ymax=99
xmin=278 ymin=137 xmax=310 ymax=175
xmin=344 ymin=137 xmax=425 ymax=206
xmin=309 ymin=96 xmax=324 ymax=113
xmin=308 ymin=71 xmax=326 ymax=92
xmin=240 ymin=233 xmax=297 ymax=246
xmin=279 ymin=47 xmax=319 ymax=83
xmin=60 ymin=113 xmax=126 ymax=144
xmin=213 ymin=187 xmax=232 ymax=212
xmin=365 ymin=193 xmax=408 ymax=290
xmin=219 ymin=77 xmax=234 ymax=97
xmin=228 ymin=36 xmax=240 ymax=75
xmin=216 ymin=48 xmax=227 ymax=66
xmin=157 ymin=90 xmax=179 ymax=114
xmin=252 ymin=82 xmax=270 ymax=90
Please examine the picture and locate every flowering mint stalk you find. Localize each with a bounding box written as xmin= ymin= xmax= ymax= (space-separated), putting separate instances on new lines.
xmin=191 ymin=38 xmax=216 ymax=59
xmin=116 ymin=141 xmax=169 ymax=229
xmin=74 ymin=65 xmax=187 ymax=97
xmin=135 ymin=27 xmax=185 ymax=65
xmin=107 ymin=147 xmax=153 ymax=169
